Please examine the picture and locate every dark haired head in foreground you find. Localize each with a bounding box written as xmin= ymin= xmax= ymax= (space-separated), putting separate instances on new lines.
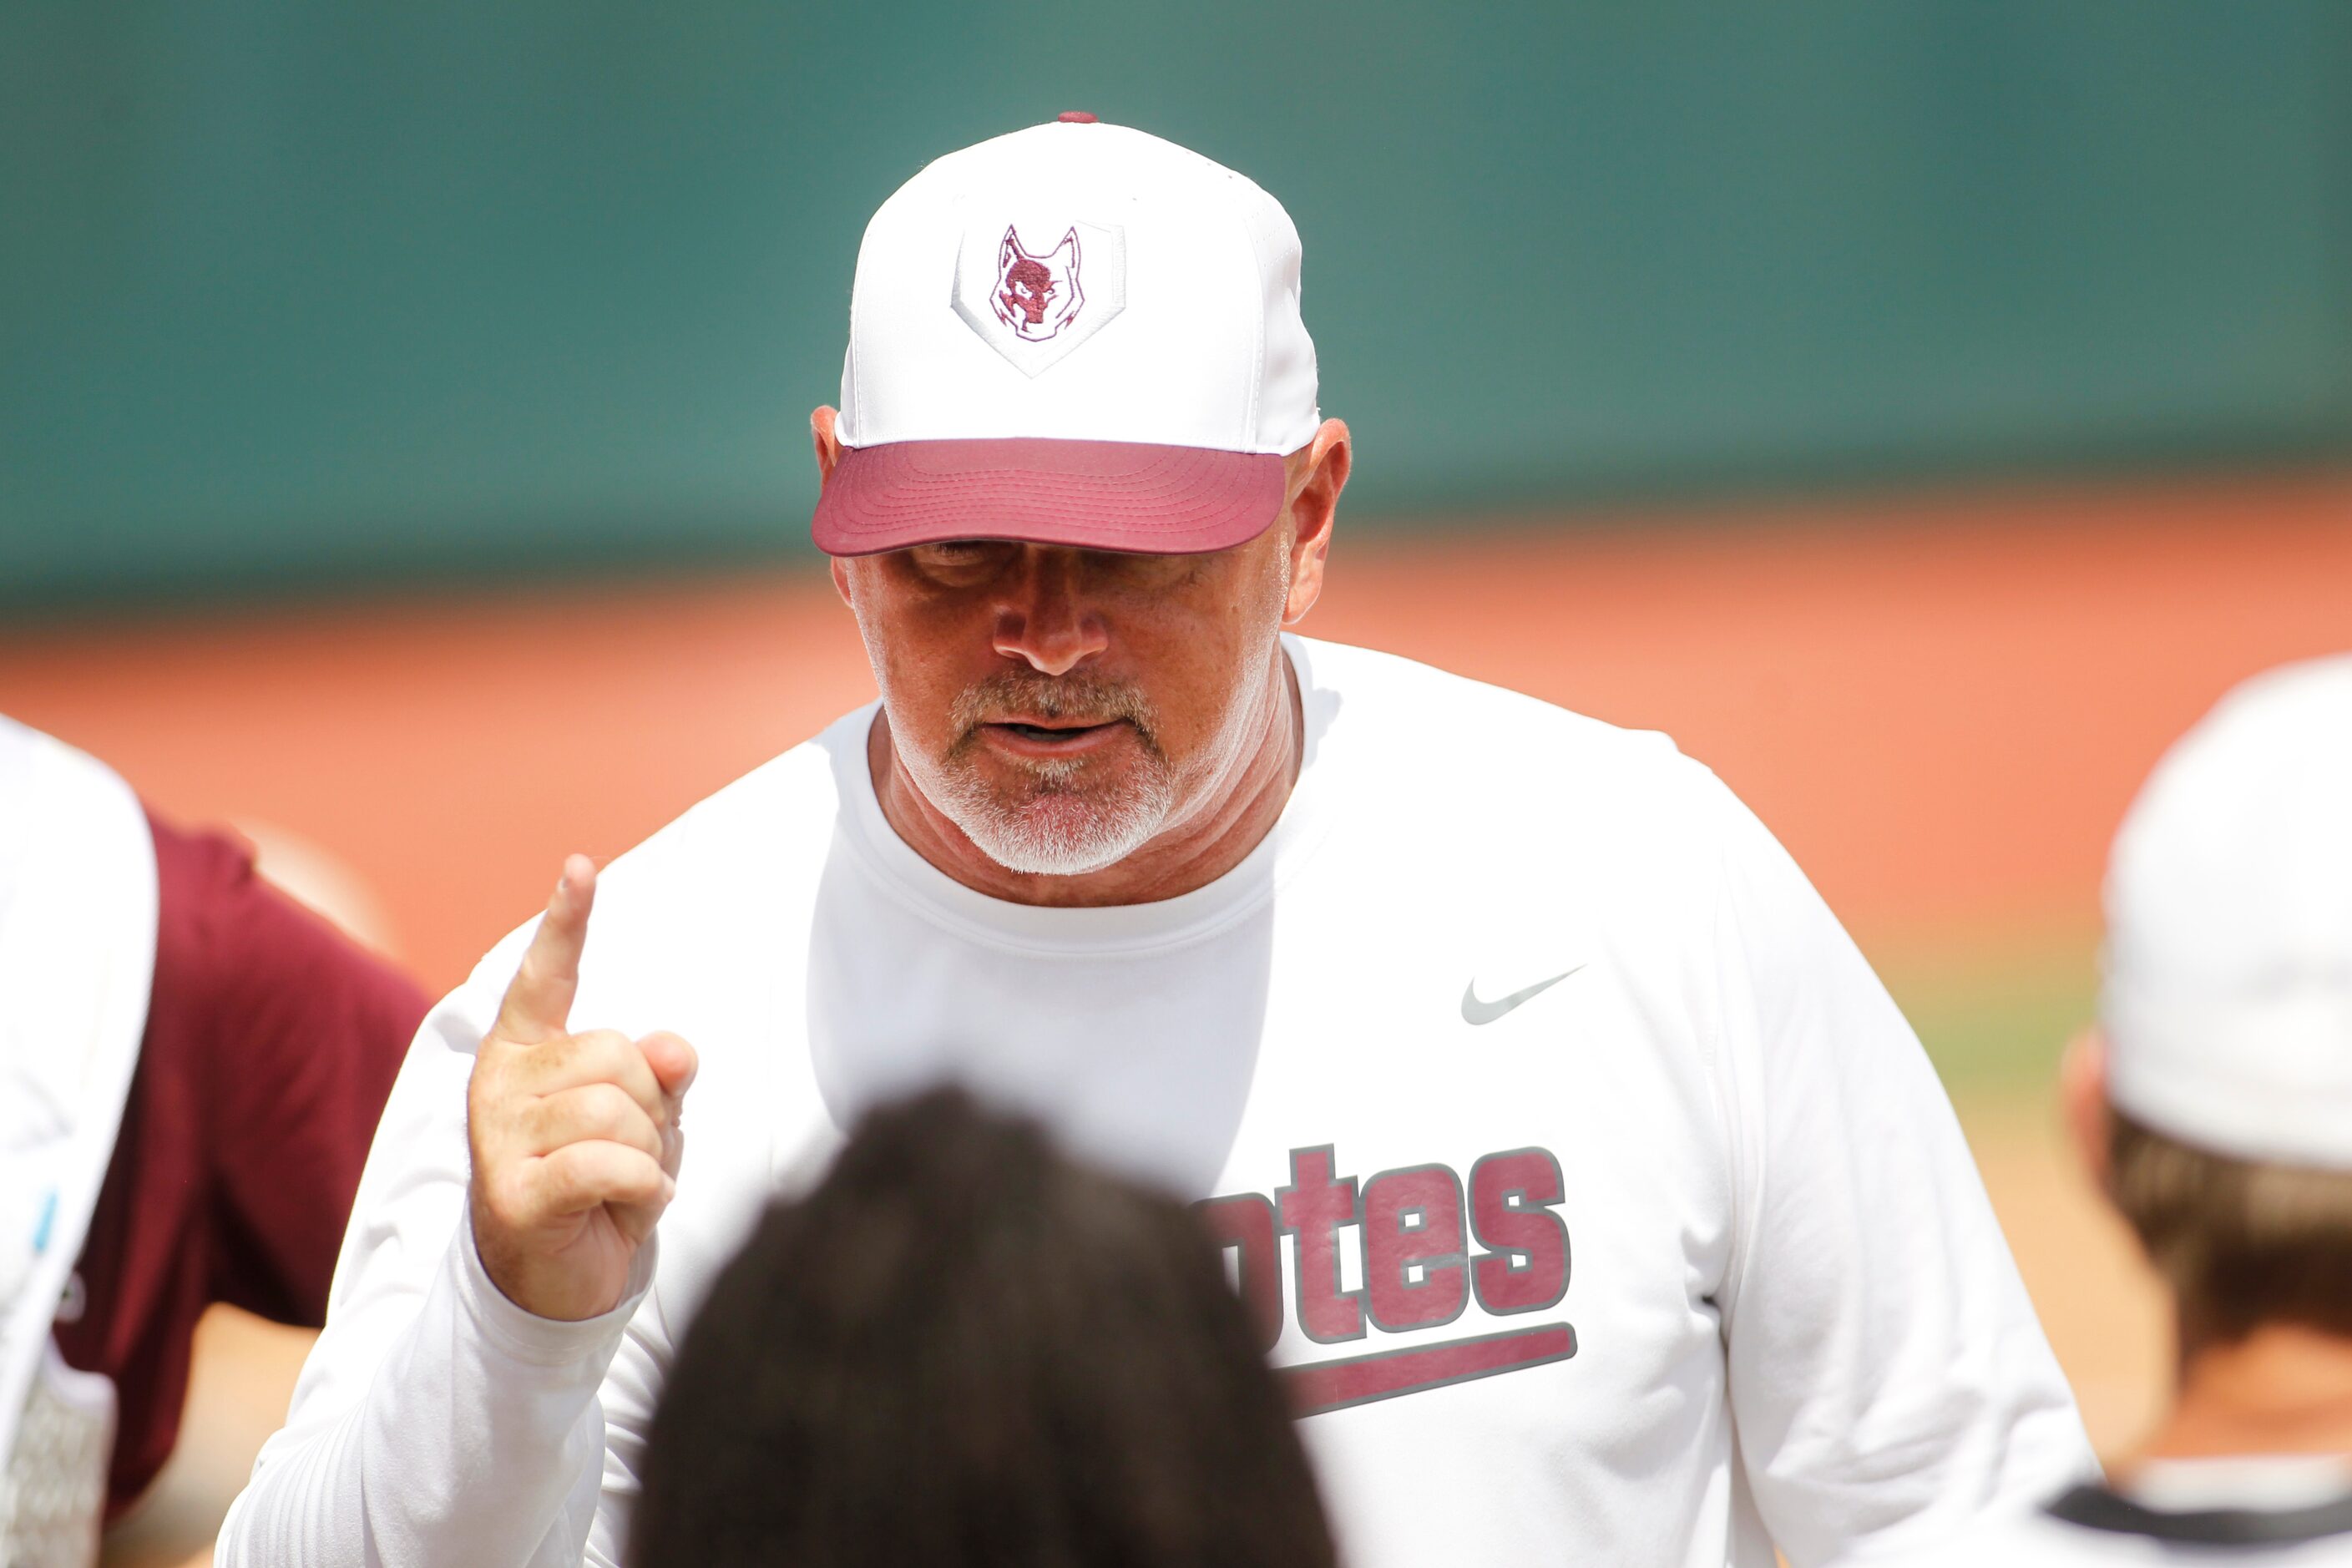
xmin=632 ymin=1089 xmax=1336 ymax=1568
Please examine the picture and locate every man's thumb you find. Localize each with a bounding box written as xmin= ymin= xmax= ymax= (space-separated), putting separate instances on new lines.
xmin=638 ymin=1030 xmax=698 ymax=1100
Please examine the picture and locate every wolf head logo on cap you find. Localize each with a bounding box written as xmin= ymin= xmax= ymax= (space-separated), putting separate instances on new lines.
xmin=826 ymin=114 xmax=1313 ymax=549
xmin=993 ymin=226 xmax=1085 ymax=341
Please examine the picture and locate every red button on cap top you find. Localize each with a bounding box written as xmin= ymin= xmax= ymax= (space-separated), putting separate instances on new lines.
xmin=1057 ymin=110 xmax=1097 ymax=124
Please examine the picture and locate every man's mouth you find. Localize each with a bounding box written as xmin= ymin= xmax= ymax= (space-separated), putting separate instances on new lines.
xmin=998 ymin=719 xmax=1107 ymax=739
xmin=977 ymin=716 xmax=1130 ymax=757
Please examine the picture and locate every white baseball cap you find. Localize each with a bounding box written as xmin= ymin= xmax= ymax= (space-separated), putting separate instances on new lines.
xmin=2101 ymin=654 xmax=2352 ymax=1171
xmin=812 ymin=114 xmax=1321 ymax=557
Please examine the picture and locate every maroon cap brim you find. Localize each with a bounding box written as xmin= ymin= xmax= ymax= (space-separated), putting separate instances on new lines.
xmin=812 ymin=438 xmax=1286 ymax=557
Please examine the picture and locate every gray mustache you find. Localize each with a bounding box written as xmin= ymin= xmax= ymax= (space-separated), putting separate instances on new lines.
xmin=948 ymin=673 xmax=1161 ymax=750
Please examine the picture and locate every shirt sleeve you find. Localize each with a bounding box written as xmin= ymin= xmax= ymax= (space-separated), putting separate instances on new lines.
xmin=582 ymin=1280 xmax=678 ymax=1566
xmin=53 ymin=812 xmax=431 ymax=1512
xmin=165 ymin=812 xmax=432 ymax=1328
xmin=1697 ymin=772 xmax=2097 ymax=1565
xmin=215 ymin=943 xmax=652 ymax=1568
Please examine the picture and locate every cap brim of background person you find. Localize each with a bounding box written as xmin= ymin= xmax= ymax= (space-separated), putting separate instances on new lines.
xmin=811 ymin=438 xmax=1286 ymax=557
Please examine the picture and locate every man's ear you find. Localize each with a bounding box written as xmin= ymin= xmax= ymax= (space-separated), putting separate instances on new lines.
xmin=815 ymin=407 xmax=851 ymax=605
xmin=812 ymin=406 xmax=844 ymax=484
xmin=2060 ymin=1027 xmax=2114 ymax=1193
xmin=1281 ymin=417 xmax=1351 ymax=627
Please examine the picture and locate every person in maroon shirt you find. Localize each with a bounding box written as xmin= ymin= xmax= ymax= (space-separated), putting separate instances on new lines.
xmin=48 ymin=811 xmax=427 ymax=1516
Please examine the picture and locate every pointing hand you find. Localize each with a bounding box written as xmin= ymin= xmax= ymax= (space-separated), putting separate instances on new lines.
xmin=465 ymin=855 xmax=697 ymax=1321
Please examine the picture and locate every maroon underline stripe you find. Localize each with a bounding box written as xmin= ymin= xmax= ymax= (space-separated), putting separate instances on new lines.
xmin=1279 ymin=1322 xmax=1576 ymax=1417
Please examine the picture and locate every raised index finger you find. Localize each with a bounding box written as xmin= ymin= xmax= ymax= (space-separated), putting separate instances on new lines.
xmin=495 ymin=853 xmax=598 ymax=1044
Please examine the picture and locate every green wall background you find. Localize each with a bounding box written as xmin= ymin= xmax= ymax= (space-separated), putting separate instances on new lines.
xmin=5 ymin=1 xmax=2348 ymax=604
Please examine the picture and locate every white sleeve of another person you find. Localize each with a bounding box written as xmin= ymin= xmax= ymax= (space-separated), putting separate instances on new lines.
xmin=1697 ymin=773 xmax=2096 ymax=1566
xmin=216 ymin=929 xmax=637 ymax=1568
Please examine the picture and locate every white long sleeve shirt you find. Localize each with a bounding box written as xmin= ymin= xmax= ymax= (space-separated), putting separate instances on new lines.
xmin=220 ymin=635 xmax=2094 ymax=1567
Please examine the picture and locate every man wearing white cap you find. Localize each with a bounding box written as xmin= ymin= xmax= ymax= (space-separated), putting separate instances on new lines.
xmin=222 ymin=117 xmax=2091 ymax=1567
xmin=1914 ymin=656 xmax=2352 ymax=1565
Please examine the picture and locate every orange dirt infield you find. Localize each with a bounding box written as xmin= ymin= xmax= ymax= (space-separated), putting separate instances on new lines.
xmin=5 ymin=469 xmax=2349 ymax=1561
xmin=5 ymin=471 xmax=2346 ymax=989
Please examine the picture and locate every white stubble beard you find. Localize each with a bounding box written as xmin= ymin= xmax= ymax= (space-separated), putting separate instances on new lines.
xmin=927 ymin=745 xmax=1179 ymax=877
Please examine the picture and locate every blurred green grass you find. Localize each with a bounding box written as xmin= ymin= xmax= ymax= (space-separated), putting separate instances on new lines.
xmin=1873 ymin=931 xmax=2099 ymax=1109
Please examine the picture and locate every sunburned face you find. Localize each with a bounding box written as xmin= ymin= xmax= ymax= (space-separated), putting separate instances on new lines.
xmin=838 ymin=531 xmax=1293 ymax=877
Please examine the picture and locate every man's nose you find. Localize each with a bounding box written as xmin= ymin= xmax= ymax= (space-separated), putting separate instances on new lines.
xmin=991 ymin=549 xmax=1109 ymax=677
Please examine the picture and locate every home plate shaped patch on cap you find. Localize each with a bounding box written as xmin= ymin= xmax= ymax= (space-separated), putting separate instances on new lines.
xmin=953 ymin=216 xmax=1126 ymax=376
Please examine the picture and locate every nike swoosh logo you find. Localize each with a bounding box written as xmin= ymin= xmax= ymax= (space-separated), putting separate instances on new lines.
xmin=1459 ymin=967 xmax=1581 ymax=1026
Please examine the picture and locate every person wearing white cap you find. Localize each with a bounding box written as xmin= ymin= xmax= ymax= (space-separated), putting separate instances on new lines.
xmin=0 ymin=718 xmax=427 ymax=1567
xmin=1911 ymin=655 xmax=2352 ymax=1565
xmin=221 ymin=117 xmax=2091 ymax=1567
